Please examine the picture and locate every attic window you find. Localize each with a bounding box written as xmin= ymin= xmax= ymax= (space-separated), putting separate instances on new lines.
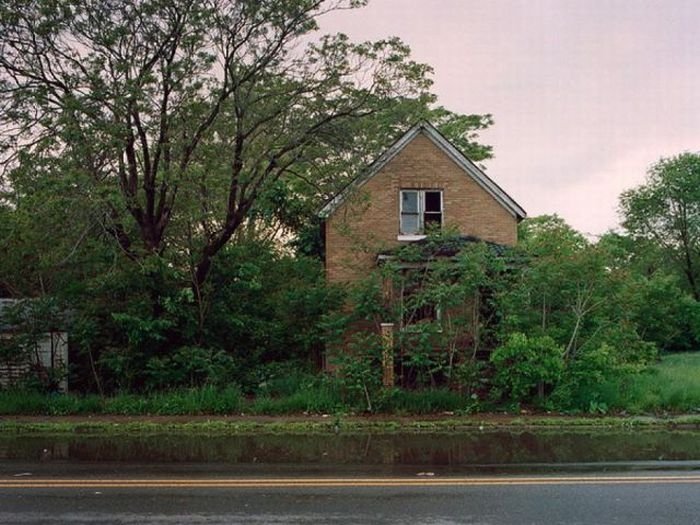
xmin=400 ymin=190 xmax=443 ymax=235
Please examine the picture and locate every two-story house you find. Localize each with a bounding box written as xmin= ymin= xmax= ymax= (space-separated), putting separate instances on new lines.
xmin=319 ymin=121 xmax=526 ymax=382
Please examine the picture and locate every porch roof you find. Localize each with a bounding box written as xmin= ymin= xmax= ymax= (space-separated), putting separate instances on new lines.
xmin=376 ymin=235 xmax=512 ymax=265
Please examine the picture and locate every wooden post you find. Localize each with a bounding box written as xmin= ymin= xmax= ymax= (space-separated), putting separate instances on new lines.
xmin=380 ymin=323 xmax=394 ymax=387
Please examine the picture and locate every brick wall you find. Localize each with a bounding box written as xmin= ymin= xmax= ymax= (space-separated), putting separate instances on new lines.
xmin=325 ymin=132 xmax=519 ymax=285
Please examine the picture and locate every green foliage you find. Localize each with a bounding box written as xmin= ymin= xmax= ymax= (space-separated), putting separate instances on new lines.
xmin=355 ymin=233 xmax=510 ymax=388
xmin=48 ymin=238 xmax=343 ymax=394
xmin=376 ymin=388 xmax=476 ymax=414
xmin=552 ymin=343 xmax=628 ymax=413
xmin=0 ymin=0 xmax=498 ymax=400
xmin=111 ymin=313 xmax=174 ymax=350
xmin=453 ymin=359 xmax=490 ymax=398
xmin=564 ymin=352 xmax=700 ymax=414
xmin=588 ymin=324 xmax=658 ymax=367
xmin=399 ymin=323 xmax=445 ymax=388
xmin=0 ymin=0 xmax=697 ymax=416
xmin=491 ymin=333 xmax=564 ymax=404
xmin=0 ymin=298 xmax=68 ymax=391
xmin=89 ymin=386 xmax=242 ymax=416
xmin=0 ymin=0 xmax=454 ymax=291
xmin=505 ymin=216 xmax=609 ymax=350
xmin=249 ymin=376 xmax=343 ymax=415
xmin=145 ymin=346 xmax=237 ymax=390
xmin=333 ymin=333 xmax=384 ymax=412
xmin=0 ymin=391 xmax=101 ymax=416
xmin=0 ymin=353 xmax=697 ymax=416
xmin=205 ymin=241 xmax=343 ymax=375
xmin=619 ymin=272 xmax=698 ymax=353
xmin=518 ymin=214 xmax=588 ymax=256
xmin=620 ymin=152 xmax=700 ymax=300
xmin=0 ymin=386 xmax=243 ymax=416
xmin=251 ymin=361 xmax=316 ymax=398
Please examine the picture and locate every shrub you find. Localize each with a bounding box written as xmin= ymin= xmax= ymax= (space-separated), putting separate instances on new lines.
xmin=453 ymin=359 xmax=490 ymax=397
xmin=250 ymin=361 xmax=316 ymax=398
xmin=144 ymin=346 xmax=237 ymax=390
xmin=551 ymin=343 xmax=628 ymax=412
xmin=490 ymin=333 xmax=564 ymax=404
xmin=588 ymin=324 xmax=658 ymax=367
xmin=333 ymin=332 xmax=383 ymax=412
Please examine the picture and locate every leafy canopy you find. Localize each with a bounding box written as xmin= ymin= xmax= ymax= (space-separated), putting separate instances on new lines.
xmin=620 ymin=153 xmax=700 ymax=299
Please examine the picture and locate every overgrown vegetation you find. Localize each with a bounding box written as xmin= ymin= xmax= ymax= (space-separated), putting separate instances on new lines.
xmin=0 ymin=353 xmax=698 ymax=416
xmin=0 ymin=1 xmax=699 ymax=416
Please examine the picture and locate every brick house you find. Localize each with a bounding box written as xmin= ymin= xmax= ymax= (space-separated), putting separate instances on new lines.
xmin=320 ymin=121 xmax=526 ymax=285
xmin=319 ymin=121 xmax=526 ymax=381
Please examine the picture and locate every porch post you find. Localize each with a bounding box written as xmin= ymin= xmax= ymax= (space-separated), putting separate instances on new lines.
xmin=380 ymin=323 xmax=395 ymax=387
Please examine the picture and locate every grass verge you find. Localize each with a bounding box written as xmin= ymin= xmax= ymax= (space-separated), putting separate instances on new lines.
xmin=0 ymin=353 xmax=698 ymax=423
xmin=1 ymin=414 xmax=700 ymax=437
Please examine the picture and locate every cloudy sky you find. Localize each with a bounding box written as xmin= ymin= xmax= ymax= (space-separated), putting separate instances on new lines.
xmin=321 ymin=0 xmax=700 ymax=236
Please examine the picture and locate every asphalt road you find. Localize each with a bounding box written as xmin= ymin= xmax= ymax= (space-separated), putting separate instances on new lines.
xmin=1 ymin=473 xmax=700 ymax=524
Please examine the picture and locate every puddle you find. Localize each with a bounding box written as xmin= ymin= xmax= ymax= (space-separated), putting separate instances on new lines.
xmin=1 ymin=430 xmax=699 ymax=474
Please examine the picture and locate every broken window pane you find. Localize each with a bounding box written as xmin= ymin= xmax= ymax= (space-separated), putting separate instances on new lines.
xmin=424 ymin=191 xmax=441 ymax=212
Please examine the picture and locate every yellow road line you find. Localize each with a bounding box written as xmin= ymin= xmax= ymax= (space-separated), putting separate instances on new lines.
xmin=2 ymin=475 xmax=700 ymax=489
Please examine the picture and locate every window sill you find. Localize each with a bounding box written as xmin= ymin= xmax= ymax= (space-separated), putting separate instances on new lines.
xmin=397 ymin=234 xmax=426 ymax=242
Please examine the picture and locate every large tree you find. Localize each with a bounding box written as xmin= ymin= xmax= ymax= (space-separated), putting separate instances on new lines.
xmin=620 ymin=153 xmax=700 ymax=300
xmin=0 ymin=0 xmax=473 ymax=288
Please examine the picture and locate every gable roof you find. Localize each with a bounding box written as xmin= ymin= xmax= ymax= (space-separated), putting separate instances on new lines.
xmin=318 ymin=121 xmax=526 ymax=220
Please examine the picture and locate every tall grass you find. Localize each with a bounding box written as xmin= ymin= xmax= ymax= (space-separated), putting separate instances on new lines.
xmin=619 ymin=353 xmax=700 ymax=413
xmin=249 ymin=387 xmax=344 ymax=415
xmin=572 ymin=352 xmax=700 ymax=414
xmin=250 ymin=370 xmax=345 ymax=414
xmin=377 ymin=388 xmax=474 ymax=414
xmin=0 ymin=353 xmax=697 ymax=416
xmin=0 ymin=390 xmax=103 ymax=415
xmin=104 ymin=385 xmax=243 ymax=415
xmin=0 ymin=386 xmax=242 ymax=416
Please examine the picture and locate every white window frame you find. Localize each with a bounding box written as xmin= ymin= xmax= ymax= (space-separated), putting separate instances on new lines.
xmin=398 ymin=189 xmax=443 ymax=240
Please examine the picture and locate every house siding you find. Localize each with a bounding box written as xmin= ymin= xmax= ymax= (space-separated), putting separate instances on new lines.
xmin=325 ymin=132 xmax=518 ymax=285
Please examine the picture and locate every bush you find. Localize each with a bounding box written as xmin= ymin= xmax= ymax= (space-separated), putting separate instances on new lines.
xmin=144 ymin=346 xmax=237 ymax=390
xmin=490 ymin=333 xmax=564 ymax=404
xmin=333 ymin=332 xmax=383 ymax=412
xmin=250 ymin=361 xmax=316 ymax=397
xmin=551 ymin=343 xmax=629 ymax=412
xmin=453 ymin=359 xmax=490 ymax=397
xmin=590 ymin=325 xmax=658 ymax=367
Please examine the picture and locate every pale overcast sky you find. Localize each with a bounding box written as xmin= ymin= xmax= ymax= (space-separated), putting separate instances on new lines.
xmin=321 ymin=0 xmax=700 ymax=236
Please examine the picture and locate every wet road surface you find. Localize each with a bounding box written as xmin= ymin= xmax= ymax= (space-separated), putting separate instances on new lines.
xmin=1 ymin=472 xmax=700 ymax=524
xmin=1 ymin=430 xmax=699 ymax=523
